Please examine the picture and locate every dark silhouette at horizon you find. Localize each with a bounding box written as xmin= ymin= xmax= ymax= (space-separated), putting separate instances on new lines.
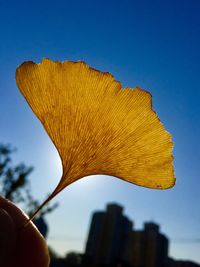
xmin=50 ymin=203 xmax=200 ymax=267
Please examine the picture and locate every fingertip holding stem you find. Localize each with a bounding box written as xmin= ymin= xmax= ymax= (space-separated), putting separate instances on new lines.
xmin=0 ymin=208 xmax=17 ymax=265
xmin=0 ymin=197 xmax=50 ymax=267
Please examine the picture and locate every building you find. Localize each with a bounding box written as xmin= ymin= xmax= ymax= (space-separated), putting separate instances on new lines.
xmin=124 ymin=222 xmax=168 ymax=267
xmin=142 ymin=222 xmax=168 ymax=267
xmin=84 ymin=203 xmax=133 ymax=266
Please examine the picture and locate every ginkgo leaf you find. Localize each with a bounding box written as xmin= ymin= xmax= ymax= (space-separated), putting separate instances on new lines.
xmin=16 ymin=59 xmax=175 ymax=210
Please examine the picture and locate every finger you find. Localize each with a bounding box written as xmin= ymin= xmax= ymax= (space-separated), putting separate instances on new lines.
xmin=0 ymin=197 xmax=50 ymax=267
xmin=0 ymin=208 xmax=16 ymax=265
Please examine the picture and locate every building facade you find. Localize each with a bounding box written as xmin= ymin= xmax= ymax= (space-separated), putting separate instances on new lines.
xmin=85 ymin=203 xmax=133 ymax=266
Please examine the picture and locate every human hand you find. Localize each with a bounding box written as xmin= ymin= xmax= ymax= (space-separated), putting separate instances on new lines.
xmin=0 ymin=197 xmax=50 ymax=267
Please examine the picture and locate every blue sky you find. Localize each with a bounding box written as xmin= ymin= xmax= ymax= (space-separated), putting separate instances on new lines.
xmin=1 ymin=0 xmax=200 ymax=262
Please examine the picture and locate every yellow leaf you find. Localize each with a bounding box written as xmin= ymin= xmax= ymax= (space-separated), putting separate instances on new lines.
xmin=16 ymin=59 xmax=175 ymax=208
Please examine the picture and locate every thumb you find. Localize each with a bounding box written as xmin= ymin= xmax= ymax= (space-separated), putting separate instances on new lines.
xmin=0 ymin=197 xmax=50 ymax=267
xmin=0 ymin=208 xmax=16 ymax=265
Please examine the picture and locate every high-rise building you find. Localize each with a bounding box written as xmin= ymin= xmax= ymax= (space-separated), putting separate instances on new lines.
xmin=125 ymin=222 xmax=168 ymax=267
xmin=143 ymin=222 xmax=168 ymax=267
xmin=84 ymin=203 xmax=133 ymax=266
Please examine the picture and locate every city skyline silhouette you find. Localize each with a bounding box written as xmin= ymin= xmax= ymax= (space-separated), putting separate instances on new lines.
xmin=50 ymin=202 xmax=200 ymax=267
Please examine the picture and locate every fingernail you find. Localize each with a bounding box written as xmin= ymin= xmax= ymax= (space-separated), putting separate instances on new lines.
xmin=0 ymin=208 xmax=17 ymax=264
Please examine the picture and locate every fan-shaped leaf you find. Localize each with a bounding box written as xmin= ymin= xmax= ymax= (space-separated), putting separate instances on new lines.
xmin=16 ymin=59 xmax=175 ymax=206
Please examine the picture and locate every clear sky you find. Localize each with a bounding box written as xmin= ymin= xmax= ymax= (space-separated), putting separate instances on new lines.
xmin=1 ymin=0 xmax=200 ymax=263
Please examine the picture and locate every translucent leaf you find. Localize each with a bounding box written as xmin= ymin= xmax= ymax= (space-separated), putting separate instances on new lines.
xmin=16 ymin=59 xmax=175 ymax=213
